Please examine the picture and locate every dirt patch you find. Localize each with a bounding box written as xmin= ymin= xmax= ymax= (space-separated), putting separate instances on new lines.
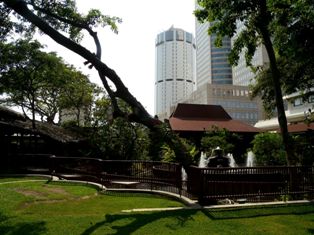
xmin=42 ymin=185 xmax=70 ymax=195
xmin=79 ymin=193 xmax=98 ymax=200
xmin=15 ymin=188 xmax=47 ymax=198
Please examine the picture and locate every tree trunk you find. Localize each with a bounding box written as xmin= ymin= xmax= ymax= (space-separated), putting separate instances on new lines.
xmin=258 ymin=1 xmax=295 ymax=165
xmin=31 ymin=98 xmax=36 ymax=129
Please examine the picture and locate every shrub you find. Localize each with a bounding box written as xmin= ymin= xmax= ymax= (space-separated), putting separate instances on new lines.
xmin=251 ymin=132 xmax=286 ymax=166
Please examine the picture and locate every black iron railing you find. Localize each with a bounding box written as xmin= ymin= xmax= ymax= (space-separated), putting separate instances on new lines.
xmin=2 ymin=154 xmax=314 ymax=204
xmin=187 ymin=166 xmax=314 ymax=204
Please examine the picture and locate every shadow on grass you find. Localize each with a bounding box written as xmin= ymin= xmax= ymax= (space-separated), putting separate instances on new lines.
xmin=0 ymin=212 xmax=8 ymax=224
xmin=202 ymin=203 xmax=314 ymax=220
xmin=0 ymin=221 xmax=46 ymax=235
xmin=81 ymin=209 xmax=197 ymax=235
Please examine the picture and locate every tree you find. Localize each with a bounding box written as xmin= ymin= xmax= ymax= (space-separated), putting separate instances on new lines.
xmin=161 ymin=137 xmax=199 ymax=165
xmin=0 ymin=39 xmax=98 ymax=126
xmin=0 ymin=0 xmax=192 ymax=167
xmin=271 ymin=1 xmax=314 ymax=94
xmin=86 ymin=97 xmax=151 ymax=160
xmin=251 ymin=132 xmax=286 ymax=166
xmin=0 ymin=39 xmax=66 ymax=125
xmin=194 ymin=0 xmax=313 ymax=165
xmin=58 ymin=67 xmax=100 ymax=126
xmin=250 ymin=6 xmax=314 ymax=116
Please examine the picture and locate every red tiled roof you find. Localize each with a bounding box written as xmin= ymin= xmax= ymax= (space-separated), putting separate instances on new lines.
xmin=169 ymin=117 xmax=260 ymax=132
xmin=169 ymin=103 xmax=260 ymax=133
xmin=286 ymin=122 xmax=314 ymax=133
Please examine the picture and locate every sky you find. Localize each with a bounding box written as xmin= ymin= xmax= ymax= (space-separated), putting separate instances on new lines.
xmin=40 ymin=0 xmax=196 ymax=115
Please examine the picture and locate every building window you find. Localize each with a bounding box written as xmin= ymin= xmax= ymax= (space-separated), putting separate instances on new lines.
xmin=165 ymin=30 xmax=174 ymax=41
xmin=293 ymin=97 xmax=303 ymax=106
xmin=158 ymin=34 xmax=164 ymax=44
xmin=309 ymin=95 xmax=314 ymax=103
xmin=186 ymin=32 xmax=192 ymax=43
xmin=211 ymin=48 xmax=231 ymax=53
xmin=176 ymin=30 xmax=184 ymax=41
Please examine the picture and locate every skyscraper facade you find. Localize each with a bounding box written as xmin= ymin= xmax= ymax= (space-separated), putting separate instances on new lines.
xmin=190 ymin=5 xmax=265 ymax=125
xmin=154 ymin=26 xmax=196 ymax=118
xmin=232 ymin=21 xmax=269 ymax=86
xmin=195 ymin=21 xmax=233 ymax=88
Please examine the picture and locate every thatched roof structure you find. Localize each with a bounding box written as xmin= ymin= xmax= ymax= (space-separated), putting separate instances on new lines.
xmin=0 ymin=106 xmax=26 ymax=121
xmin=0 ymin=106 xmax=84 ymax=143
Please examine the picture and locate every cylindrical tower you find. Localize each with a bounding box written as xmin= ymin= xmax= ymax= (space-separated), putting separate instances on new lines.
xmin=154 ymin=26 xmax=196 ymax=118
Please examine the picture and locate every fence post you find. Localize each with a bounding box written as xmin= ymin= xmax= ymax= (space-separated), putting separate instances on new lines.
xmin=50 ymin=155 xmax=56 ymax=176
xmin=288 ymin=167 xmax=298 ymax=199
xmin=178 ymin=164 xmax=182 ymax=197
xmin=198 ymin=168 xmax=204 ymax=204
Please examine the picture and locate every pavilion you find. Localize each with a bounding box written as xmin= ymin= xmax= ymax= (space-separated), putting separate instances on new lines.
xmin=168 ymin=103 xmax=261 ymax=158
xmin=169 ymin=103 xmax=260 ymax=133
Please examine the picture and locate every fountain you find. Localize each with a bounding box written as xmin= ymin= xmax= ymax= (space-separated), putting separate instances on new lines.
xmin=246 ymin=151 xmax=255 ymax=167
xmin=198 ymin=151 xmax=208 ymax=168
xmin=198 ymin=148 xmax=237 ymax=168
xmin=207 ymin=147 xmax=231 ymax=168
xmin=227 ymin=153 xmax=237 ymax=167
xmin=181 ymin=166 xmax=187 ymax=181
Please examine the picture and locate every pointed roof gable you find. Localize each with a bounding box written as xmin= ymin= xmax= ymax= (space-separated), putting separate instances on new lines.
xmin=170 ymin=103 xmax=232 ymax=120
xmin=169 ymin=103 xmax=260 ymax=133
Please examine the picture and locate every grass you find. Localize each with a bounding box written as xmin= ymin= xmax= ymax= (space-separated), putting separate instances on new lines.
xmin=0 ymin=177 xmax=313 ymax=235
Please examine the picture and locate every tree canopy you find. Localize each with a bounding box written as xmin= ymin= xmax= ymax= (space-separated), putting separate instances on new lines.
xmin=194 ymin=0 xmax=314 ymax=165
xmin=249 ymin=1 xmax=314 ymax=115
xmin=0 ymin=0 xmax=156 ymax=127
xmin=0 ymin=0 xmax=193 ymax=167
xmin=0 ymin=39 xmax=98 ymax=125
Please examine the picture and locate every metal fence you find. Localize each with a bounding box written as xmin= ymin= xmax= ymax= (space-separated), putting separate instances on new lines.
xmin=51 ymin=156 xmax=183 ymax=195
xmin=2 ymin=154 xmax=314 ymax=205
xmin=3 ymin=154 xmax=184 ymax=196
xmin=187 ymin=166 xmax=314 ymax=204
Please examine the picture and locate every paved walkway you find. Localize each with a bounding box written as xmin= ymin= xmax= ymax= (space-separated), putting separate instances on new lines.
xmin=121 ymin=200 xmax=313 ymax=213
xmin=0 ymin=179 xmax=48 ymax=185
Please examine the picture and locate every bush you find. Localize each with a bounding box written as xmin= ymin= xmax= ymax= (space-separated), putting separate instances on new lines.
xmin=251 ymin=132 xmax=286 ymax=166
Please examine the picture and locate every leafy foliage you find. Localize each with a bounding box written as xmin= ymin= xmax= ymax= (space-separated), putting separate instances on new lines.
xmin=87 ymin=97 xmax=150 ymax=160
xmin=0 ymin=0 xmax=194 ymax=166
xmin=194 ymin=0 xmax=314 ymax=164
xmin=251 ymin=132 xmax=286 ymax=166
xmin=58 ymin=68 xmax=100 ymax=126
xmin=0 ymin=0 xmax=122 ymax=42
xmin=161 ymin=138 xmax=199 ymax=165
xmin=250 ymin=0 xmax=314 ymax=116
xmin=0 ymin=39 xmax=98 ymax=124
xmin=201 ymin=126 xmax=240 ymax=160
xmin=292 ymin=134 xmax=314 ymax=166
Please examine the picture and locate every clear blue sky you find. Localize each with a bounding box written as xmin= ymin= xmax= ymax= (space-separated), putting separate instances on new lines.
xmin=41 ymin=0 xmax=196 ymax=115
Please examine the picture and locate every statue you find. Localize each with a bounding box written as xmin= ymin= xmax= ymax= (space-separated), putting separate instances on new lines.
xmin=207 ymin=147 xmax=230 ymax=167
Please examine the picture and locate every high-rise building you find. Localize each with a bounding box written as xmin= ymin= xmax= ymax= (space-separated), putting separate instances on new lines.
xmin=232 ymin=21 xmax=269 ymax=86
xmin=176 ymin=83 xmax=265 ymax=125
xmin=154 ymin=26 xmax=196 ymax=118
xmin=190 ymin=4 xmax=265 ymax=125
xmin=195 ymin=21 xmax=233 ymax=88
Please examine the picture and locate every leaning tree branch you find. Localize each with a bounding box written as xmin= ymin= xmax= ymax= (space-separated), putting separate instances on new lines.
xmin=29 ymin=1 xmax=102 ymax=61
xmin=2 ymin=0 xmax=193 ymax=168
xmin=2 ymin=0 xmax=160 ymax=129
xmin=98 ymin=71 xmax=126 ymax=119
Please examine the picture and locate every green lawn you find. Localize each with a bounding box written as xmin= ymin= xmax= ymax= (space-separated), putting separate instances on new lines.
xmin=0 ymin=177 xmax=313 ymax=235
